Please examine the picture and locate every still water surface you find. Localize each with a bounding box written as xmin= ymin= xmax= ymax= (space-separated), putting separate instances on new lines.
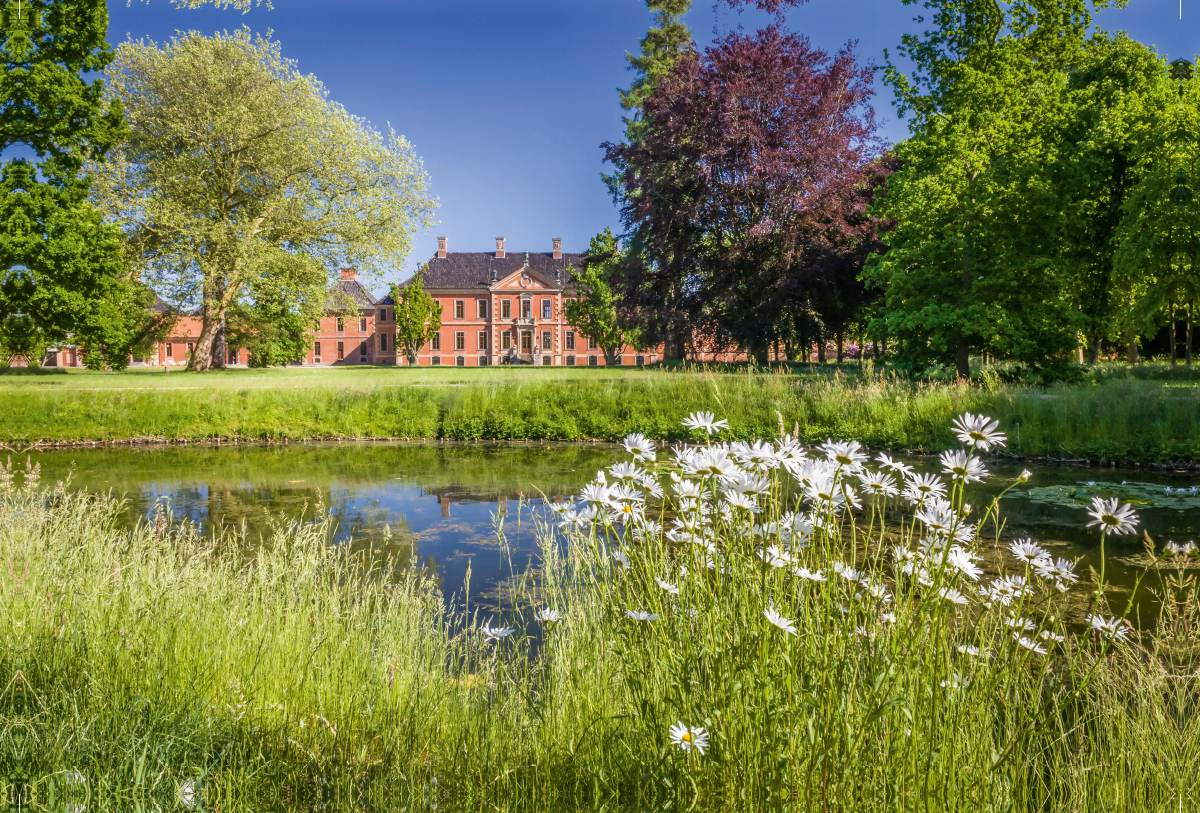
xmin=26 ymin=441 xmax=1200 ymax=618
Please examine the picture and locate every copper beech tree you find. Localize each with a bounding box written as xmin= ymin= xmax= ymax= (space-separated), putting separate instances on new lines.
xmin=90 ymin=30 xmax=436 ymax=370
xmin=606 ymin=24 xmax=889 ymax=363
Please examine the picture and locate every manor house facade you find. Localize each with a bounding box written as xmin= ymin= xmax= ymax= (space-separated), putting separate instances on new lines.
xmin=145 ymin=238 xmax=659 ymax=368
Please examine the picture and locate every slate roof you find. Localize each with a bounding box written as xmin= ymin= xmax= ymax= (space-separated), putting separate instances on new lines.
xmin=415 ymin=251 xmax=585 ymax=290
xmin=326 ymin=278 xmax=379 ymax=308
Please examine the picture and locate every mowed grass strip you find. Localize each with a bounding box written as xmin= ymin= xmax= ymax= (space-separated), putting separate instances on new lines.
xmin=2 ymin=366 xmax=1199 ymax=462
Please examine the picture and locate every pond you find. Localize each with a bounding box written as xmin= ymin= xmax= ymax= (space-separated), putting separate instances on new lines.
xmin=23 ymin=441 xmax=1200 ymax=620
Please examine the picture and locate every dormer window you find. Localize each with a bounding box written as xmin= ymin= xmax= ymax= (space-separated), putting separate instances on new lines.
xmin=495 ymin=237 xmax=506 ymax=259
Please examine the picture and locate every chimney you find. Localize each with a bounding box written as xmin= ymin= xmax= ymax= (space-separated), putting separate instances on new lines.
xmin=340 ymin=267 xmax=357 ymax=281
xmin=437 ymin=236 xmax=447 ymax=259
xmin=495 ymin=237 xmax=506 ymax=259
xmin=552 ymin=237 xmax=562 ymax=260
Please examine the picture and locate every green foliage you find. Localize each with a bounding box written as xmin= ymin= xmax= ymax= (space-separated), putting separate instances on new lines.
xmin=227 ymin=253 xmax=324 ymax=367
xmin=869 ymin=1 xmax=1117 ymax=377
xmin=389 ymin=266 xmax=442 ymax=365
xmin=0 ymin=0 xmax=147 ymax=369
xmin=0 ymin=312 xmax=46 ymax=366
xmin=91 ymin=29 xmax=436 ymax=370
xmin=564 ymin=229 xmax=632 ymax=365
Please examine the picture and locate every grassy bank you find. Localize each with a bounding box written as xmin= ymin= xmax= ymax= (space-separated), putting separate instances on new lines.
xmin=1 ymin=419 xmax=1194 ymax=811
xmin=3 ymin=366 xmax=1199 ymax=462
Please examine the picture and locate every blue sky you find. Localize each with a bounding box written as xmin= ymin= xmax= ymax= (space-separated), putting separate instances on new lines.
xmin=105 ymin=0 xmax=1195 ymax=280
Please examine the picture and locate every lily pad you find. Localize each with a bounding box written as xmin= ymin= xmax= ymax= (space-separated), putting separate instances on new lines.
xmin=1015 ymin=480 xmax=1200 ymax=511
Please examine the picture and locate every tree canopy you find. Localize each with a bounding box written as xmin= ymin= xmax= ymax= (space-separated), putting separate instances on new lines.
xmin=90 ymin=29 xmax=436 ymax=370
xmin=606 ymin=24 xmax=886 ymax=362
xmin=0 ymin=0 xmax=156 ymax=369
xmin=390 ymin=268 xmax=443 ymax=366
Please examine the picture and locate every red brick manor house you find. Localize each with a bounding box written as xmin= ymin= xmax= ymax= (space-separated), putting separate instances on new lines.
xmin=135 ymin=238 xmax=660 ymax=369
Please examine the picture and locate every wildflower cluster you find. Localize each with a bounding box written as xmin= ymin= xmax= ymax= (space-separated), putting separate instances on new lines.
xmin=549 ymin=411 xmax=1140 ymax=766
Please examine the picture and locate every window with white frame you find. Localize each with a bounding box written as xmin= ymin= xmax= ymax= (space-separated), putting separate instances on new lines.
xmin=455 ymin=331 xmax=465 ymax=351
xmin=454 ymin=300 xmax=464 ymax=319
xmin=478 ymin=331 xmax=488 ymax=350
xmin=541 ymin=299 xmax=551 ymax=320
xmin=478 ymin=300 xmax=488 ymax=319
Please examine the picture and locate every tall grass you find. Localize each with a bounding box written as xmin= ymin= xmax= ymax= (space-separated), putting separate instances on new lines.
xmin=4 ymin=367 xmax=1200 ymax=463
xmin=0 ymin=412 xmax=1197 ymax=810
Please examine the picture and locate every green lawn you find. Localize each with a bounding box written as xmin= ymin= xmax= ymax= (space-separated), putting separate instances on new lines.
xmin=2 ymin=364 xmax=1199 ymax=463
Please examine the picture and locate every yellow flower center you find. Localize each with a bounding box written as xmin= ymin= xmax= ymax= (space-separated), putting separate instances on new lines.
xmin=681 ymin=732 xmax=692 ymax=743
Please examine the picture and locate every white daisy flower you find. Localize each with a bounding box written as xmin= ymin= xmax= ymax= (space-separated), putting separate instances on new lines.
xmin=622 ymin=433 xmax=657 ymax=462
xmin=683 ymin=411 xmax=729 ymax=437
xmin=939 ymin=450 xmax=988 ymax=484
xmin=1039 ymin=630 xmax=1065 ymax=643
xmin=794 ymin=566 xmax=826 ymax=582
xmin=481 ymin=622 xmax=515 ymax=643
xmin=608 ymin=461 xmax=647 ymax=482
xmin=580 ymin=483 xmax=613 ymax=507
xmin=858 ymin=470 xmax=900 ymax=498
xmin=947 ymin=546 xmax=984 ymax=581
xmin=758 ymin=545 xmax=792 ymax=568
xmin=1088 ymin=614 xmax=1130 ymax=641
xmin=763 ymin=606 xmax=798 ymax=636
xmin=668 ymin=722 xmax=709 ymax=755
xmin=1165 ymin=541 xmax=1198 ymax=556
xmin=951 ymin=413 xmax=1007 ymax=451
xmin=820 ymin=439 xmax=869 ymax=471
xmin=656 ymin=578 xmax=680 ymax=595
xmin=957 ymin=644 xmax=981 ymax=657
xmin=1014 ymin=634 xmax=1047 ymax=655
xmin=876 ymin=453 xmax=915 ymax=476
xmin=1005 ymin=617 xmax=1037 ymax=632
xmin=624 ymin=610 xmax=660 ymax=621
xmin=1086 ymin=497 xmax=1139 ymax=536
xmin=939 ymin=587 xmax=969 ymax=606
xmin=612 ymin=549 xmax=631 ymax=568
xmin=903 ymin=473 xmax=947 ymax=503
xmin=1010 ymin=539 xmax=1049 ymax=564
xmin=536 ymin=608 xmax=562 ymax=624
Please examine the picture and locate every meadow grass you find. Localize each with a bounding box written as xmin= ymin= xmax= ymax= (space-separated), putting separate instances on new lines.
xmin=2 ymin=365 xmax=1199 ymax=463
xmin=1 ymin=416 xmax=1197 ymax=811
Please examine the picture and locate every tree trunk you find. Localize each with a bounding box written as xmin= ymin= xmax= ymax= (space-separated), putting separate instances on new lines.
xmin=835 ymin=332 xmax=844 ymax=364
xmin=189 ymin=314 xmax=220 ymax=371
xmin=213 ymin=315 xmax=228 ymax=369
xmin=1087 ymin=335 xmax=1101 ymax=365
xmin=751 ymin=345 xmax=769 ymax=365
xmin=800 ymin=342 xmax=809 ymax=362
xmin=955 ymin=336 xmax=970 ymax=380
xmin=816 ymin=333 xmax=826 ymax=363
xmin=1170 ymin=300 xmax=1177 ymax=366
xmin=1127 ymin=336 xmax=1140 ymax=365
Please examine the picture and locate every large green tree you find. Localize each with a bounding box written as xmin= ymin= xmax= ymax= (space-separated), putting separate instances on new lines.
xmin=566 ymin=229 xmax=636 ymax=366
xmin=868 ymin=0 xmax=1125 ymax=377
xmin=390 ymin=267 xmax=442 ymax=366
xmin=1052 ymin=33 xmax=1165 ymax=363
xmin=90 ymin=29 xmax=436 ymax=371
xmin=0 ymin=0 xmax=155 ymax=369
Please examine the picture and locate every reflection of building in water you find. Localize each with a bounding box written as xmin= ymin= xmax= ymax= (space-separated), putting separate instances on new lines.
xmin=440 ymin=495 xmax=451 ymax=517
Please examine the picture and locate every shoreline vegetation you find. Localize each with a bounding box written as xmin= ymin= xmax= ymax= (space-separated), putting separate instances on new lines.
xmin=2 ymin=415 xmax=1192 ymax=810
xmin=2 ymin=365 xmax=1200 ymax=464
